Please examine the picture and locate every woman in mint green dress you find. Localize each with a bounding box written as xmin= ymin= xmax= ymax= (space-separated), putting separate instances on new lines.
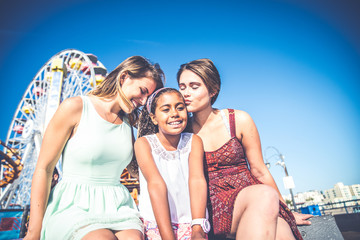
xmin=24 ymin=56 xmax=164 ymax=240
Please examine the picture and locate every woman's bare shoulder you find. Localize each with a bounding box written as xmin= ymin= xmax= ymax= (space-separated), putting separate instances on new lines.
xmin=55 ymin=96 xmax=83 ymax=125
xmin=220 ymin=109 xmax=256 ymax=135
xmin=60 ymin=96 xmax=83 ymax=112
xmin=219 ymin=108 xmax=252 ymax=122
xmin=234 ymin=109 xmax=252 ymax=120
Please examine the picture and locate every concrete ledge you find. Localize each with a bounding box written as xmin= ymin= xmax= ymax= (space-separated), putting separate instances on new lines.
xmin=334 ymin=213 xmax=360 ymax=232
xmin=298 ymin=215 xmax=344 ymax=240
xmin=334 ymin=213 xmax=360 ymax=240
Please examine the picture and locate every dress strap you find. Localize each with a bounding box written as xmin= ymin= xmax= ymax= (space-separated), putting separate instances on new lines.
xmin=228 ymin=109 xmax=236 ymax=138
xmin=220 ymin=110 xmax=231 ymax=137
xmin=78 ymin=95 xmax=89 ymax=120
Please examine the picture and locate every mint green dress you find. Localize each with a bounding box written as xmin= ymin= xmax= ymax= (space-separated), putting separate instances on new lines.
xmin=41 ymin=96 xmax=142 ymax=240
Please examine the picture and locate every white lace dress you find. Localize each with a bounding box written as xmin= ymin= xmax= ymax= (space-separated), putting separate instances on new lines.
xmin=138 ymin=132 xmax=193 ymax=224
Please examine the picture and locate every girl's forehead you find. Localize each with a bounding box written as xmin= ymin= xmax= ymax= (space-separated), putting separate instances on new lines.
xmin=157 ymin=91 xmax=183 ymax=104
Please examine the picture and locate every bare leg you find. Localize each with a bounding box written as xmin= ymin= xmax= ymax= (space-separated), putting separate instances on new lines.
xmin=275 ymin=217 xmax=295 ymax=240
xmin=82 ymin=229 xmax=117 ymax=240
xmin=115 ymin=229 xmax=143 ymax=240
xmin=82 ymin=229 xmax=143 ymax=240
xmin=227 ymin=184 xmax=280 ymax=240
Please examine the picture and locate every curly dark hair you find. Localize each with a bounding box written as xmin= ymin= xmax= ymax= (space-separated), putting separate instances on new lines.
xmin=137 ymin=88 xmax=190 ymax=138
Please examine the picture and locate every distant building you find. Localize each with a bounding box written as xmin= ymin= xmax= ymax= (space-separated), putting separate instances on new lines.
xmin=349 ymin=184 xmax=360 ymax=198
xmin=283 ymin=190 xmax=324 ymax=206
xmin=285 ymin=182 xmax=360 ymax=214
xmin=324 ymin=182 xmax=357 ymax=201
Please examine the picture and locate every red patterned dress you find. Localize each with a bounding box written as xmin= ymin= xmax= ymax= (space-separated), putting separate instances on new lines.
xmin=204 ymin=109 xmax=302 ymax=240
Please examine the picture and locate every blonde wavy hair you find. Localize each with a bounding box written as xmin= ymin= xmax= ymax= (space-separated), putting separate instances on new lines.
xmin=88 ymin=56 xmax=165 ymax=125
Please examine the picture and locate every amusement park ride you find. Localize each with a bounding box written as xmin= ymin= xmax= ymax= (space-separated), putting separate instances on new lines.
xmin=0 ymin=49 xmax=139 ymax=210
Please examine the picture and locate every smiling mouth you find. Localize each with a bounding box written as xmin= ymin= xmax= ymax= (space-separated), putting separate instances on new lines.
xmin=184 ymin=100 xmax=191 ymax=105
xmin=168 ymin=120 xmax=183 ymax=126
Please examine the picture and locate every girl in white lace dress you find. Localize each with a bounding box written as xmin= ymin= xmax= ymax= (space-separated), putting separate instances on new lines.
xmin=135 ymin=88 xmax=209 ymax=240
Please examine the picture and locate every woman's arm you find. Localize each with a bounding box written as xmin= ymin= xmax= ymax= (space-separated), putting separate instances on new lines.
xmin=25 ymin=97 xmax=81 ymax=240
xmin=234 ymin=110 xmax=285 ymax=201
xmin=235 ymin=110 xmax=312 ymax=225
xmin=188 ymin=134 xmax=208 ymax=239
xmin=134 ymin=137 xmax=176 ymax=240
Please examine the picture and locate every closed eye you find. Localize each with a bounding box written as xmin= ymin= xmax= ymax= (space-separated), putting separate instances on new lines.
xmin=190 ymin=83 xmax=200 ymax=89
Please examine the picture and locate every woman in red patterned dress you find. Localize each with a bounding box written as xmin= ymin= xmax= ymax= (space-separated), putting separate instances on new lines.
xmin=176 ymin=58 xmax=312 ymax=240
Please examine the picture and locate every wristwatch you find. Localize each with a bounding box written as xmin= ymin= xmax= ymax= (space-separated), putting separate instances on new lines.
xmin=191 ymin=218 xmax=211 ymax=233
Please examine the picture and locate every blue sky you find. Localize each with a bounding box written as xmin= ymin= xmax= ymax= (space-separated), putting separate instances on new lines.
xmin=0 ymin=0 xmax=359 ymax=195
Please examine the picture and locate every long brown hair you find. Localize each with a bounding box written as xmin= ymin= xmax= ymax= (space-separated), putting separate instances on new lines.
xmin=177 ymin=58 xmax=221 ymax=105
xmin=89 ymin=56 xmax=165 ymax=125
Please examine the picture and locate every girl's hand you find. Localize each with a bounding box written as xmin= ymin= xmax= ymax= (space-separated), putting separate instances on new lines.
xmin=191 ymin=233 xmax=207 ymax=240
xmin=192 ymin=236 xmax=207 ymax=240
xmin=191 ymin=225 xmax=207 ymax=240
xmin=293 ymin=212 xmax=312 ymax=225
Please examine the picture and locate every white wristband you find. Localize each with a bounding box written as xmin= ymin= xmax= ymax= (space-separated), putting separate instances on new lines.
xmin=191 ymin=218 xmax=211 ymax=233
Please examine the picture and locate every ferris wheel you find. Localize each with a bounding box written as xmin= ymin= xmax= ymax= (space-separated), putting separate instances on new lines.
xmin=0 ymin=49 xmax=107 ymax=209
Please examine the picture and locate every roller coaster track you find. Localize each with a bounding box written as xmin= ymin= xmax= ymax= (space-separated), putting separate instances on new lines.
xmin=0 ymin=140 xmax=23 ymax=188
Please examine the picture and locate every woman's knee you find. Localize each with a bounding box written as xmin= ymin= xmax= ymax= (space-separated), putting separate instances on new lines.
xmin=114 ymin=229 xmax=143 ymax=240
xmin=258 ymin=185 xmax=279 ymax=216
xmin=123 ymin=235 xmax=143 ymax=240
xmin=261 ymin=185 xmax=279 ymax=202
xmin=82 ymin=229 xmax=117 ymax=240
xmin=122 ymin=236 xmax=142 ymax=240
xmin=245 ymin=185 xmax=279 ymax=214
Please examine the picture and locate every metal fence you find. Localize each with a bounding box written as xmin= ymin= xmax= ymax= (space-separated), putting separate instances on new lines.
xmin=296 ymin=199 xmax=360 ymax=215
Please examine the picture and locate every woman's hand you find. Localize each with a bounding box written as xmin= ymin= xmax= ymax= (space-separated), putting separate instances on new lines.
xmin=23 ymin=230 xmax=40 ymax=240
xmin=293 ymin=212 xmax=312 ymax=225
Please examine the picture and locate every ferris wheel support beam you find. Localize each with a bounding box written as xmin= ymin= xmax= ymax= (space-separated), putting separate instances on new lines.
xmin=4 ymin=178 xmax=20 ymax=209
xmin=44 ymin=60 xmax=67 ymax=174
xmin=0 ymin=184 xmax=12 ymax=207
xmin=18 ymin=139 xmax=34 ymax=172
xmin=34 ymin=132 xmax=42 ymax=158
xmin=44 ymin=59 xmax=67 ymax=132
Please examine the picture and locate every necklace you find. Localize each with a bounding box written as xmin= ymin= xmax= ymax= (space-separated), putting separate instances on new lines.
xmin=105 ymin=112 xmax=120 ymax=124
xmin=111 ymin=113 xmax=120 ymax=124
